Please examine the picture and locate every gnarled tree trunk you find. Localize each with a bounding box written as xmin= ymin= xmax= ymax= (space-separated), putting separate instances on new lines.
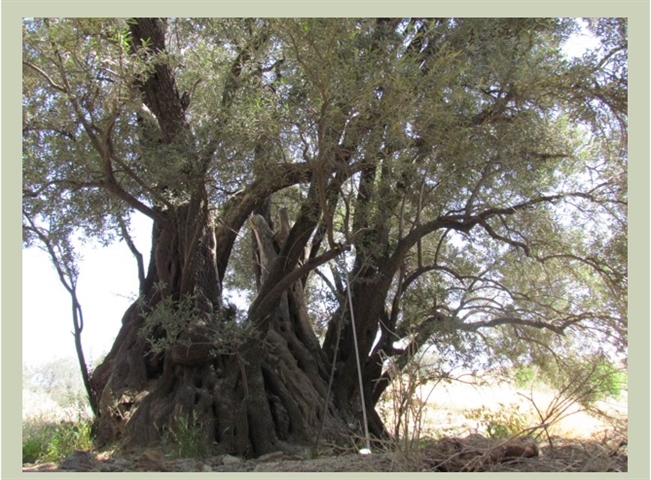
xmin=90 ymin=199 xmax=357 ymax=457
xmin=89 ymin=17 xmax=388 ymax=457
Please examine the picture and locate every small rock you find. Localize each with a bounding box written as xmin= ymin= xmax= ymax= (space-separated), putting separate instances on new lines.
xmin=502 ymin=437 xmax=539 ymax=459
xmin=135 ymin=449 xmax=168 ymax=472
xmin=23 ymin=462 xmax=59 ymax=472
xmin=221 ymin=454 xmax=243 ymax=465
xmin=60 ymin=450 xmax=96 ymax=471
xmin=171 ymin=458 xmax=197 ymax=471
xmin=109 ymin=457 xmax=132 ymax=471
xmin=200 ymin=463 xmax=213 ymax=472
xmin=283 ymin=454 xmax=304 ymax=461
xmin=257 ymin=451 xmax=284 ymax=462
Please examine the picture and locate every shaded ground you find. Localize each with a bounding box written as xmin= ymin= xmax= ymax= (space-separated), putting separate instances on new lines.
xmin=23 ymin=434 xmax=627 ymax=473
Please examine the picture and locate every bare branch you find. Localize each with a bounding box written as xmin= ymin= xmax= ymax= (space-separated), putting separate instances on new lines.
xmin=23 ymin=60 xmax=66 ymax=92
xmin=477 ymin=217 xmax=531 ymax=256
xmin=116 ymin=215 xmax=147 ymax=292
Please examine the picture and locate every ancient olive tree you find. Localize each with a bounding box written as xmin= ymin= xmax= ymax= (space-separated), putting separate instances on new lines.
xmin=23 ymin=18 xmax=627 ymax=456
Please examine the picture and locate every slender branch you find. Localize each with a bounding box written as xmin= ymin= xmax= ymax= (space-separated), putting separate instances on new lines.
xmin=452 ymin=312 xmax=591 ymax=336
xmin=116 ymin=215 xmax=146 ymax=292
xmin=109 ymin=154 xmax=173 ymax=210
xmin=23 ymin=215 xmax=99 ymax=416
xmin=465 ymin=161 xmax=497 ymax=216
xmin=101 ymin=178 xmax=165 ymax=223
xmin=23 ymin=179 xmax=106 ymax=199
xmin=477 ymin=217 xmax=531 ymax=256
xmin=593 ymin=45 xmax=627 ymax=74
xmin=24 ymin=220 xmax=75 ymax=297
xmin=23 ymin=60 xmax=66 ymax=92
xmin=535 ymin=252 xmax=626 ymax=294
xmin=387 ymin=191 xmax=597 ymax=278
xmin=314 ymin=268 xmax=343 ymax=298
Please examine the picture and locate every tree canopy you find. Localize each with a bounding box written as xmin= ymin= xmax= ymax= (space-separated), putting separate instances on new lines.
xmin=23 ymin=18 xmax=627 ymax=455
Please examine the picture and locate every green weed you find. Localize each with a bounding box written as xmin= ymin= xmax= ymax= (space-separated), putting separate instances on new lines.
xmin=159 ymin=412 xmax=211 ymax=459
xmin=467 ymin=403 xmax=535 ymax=439
xmin=22 ymin=417 xmax=94 ymax=464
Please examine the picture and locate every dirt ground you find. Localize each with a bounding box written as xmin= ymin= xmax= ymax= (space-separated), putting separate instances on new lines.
xmin=22 ymin=434 xmax=628 ymax=473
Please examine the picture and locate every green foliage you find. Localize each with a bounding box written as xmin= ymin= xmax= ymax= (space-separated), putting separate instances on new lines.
xmin=23 ymin=359 xmax=96 ymax=464
xmin=467 ymin=403 xmax=535 ymax=439
xmin=137 ymin=286 xmax=255 ymax=357
xmin=138 ymin=291 xmax=200 ymax=354
xmin=522 ymin=353 xmax=627 ymax=410
xmin=505 ymin=354 xmax=629 ymax=449
xmin=593 ymin=361 xmax=627 ymax=399
xmin=22 ymin=417 xmax=94 ymax=464
xmin=559 ymin=357 xmax=627 ymax=405
xmin=513 ymin=366 xmax=538 ymax=389
xmin=159 ymin=412 xmax=211 ymax=459
xmin=22 ymin=435 xmax=44 ymax=464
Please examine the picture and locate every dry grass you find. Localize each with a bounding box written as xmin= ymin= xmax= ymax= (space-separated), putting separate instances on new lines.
xmin=23 ymin=362 xmax=627 ymax=472
xmin=379 ymin=377 xmax=627 ymax=441
xmin=373 ymin=370 xmax=627 ymax=472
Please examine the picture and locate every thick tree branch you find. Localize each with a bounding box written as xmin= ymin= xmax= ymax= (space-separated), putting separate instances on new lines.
xmin=128 ymin=18 xmax=188 ymax=142
xmin=247 ymin=245 xmax=347 ymax=329
xmin=215 ymin=162 xmax=312 ymax=281
xmin=108 ymin=154 xmax=174 ymax=210
xmin=440 ymin=311 xmax=591 ymax=337
xmin=477 ymin=217 xmax=531 ymax=256
xmin=387 ymin=191 xmax=598 ymax=278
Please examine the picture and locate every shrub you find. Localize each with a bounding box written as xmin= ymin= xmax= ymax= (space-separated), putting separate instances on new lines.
xmin=592 ymin=361 xmax=627 ymax=400
xmin=23 ymin=358 xmax=96 ymax=464
xmin=22 ymin=417 xmax=94 ymax=463
xmin=467 ymin=403 xmax=535 ymax=439
xmin=513 ymin=366 xmax=537 ymax=389
xmin=159 ymin=412 xmax=211 ymax=459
